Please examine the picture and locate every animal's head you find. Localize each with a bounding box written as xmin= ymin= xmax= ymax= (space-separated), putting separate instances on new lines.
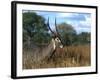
xmin=54 ymin=37 xmax=63 ymax=48
xmin=47 ymin=18 xmax=64 ymax=49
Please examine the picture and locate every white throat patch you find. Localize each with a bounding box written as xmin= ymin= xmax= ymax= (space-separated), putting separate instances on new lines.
xmin=60 ymin=45 xmax=63 ymax=48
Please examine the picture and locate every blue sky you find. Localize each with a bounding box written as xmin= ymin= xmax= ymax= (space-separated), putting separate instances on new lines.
xmin=23 ymin=10 xmax=91 ymax=34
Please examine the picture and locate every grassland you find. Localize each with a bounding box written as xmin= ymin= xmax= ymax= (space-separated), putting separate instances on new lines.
xmin=23 ymin=45 xmax=91 ymax=69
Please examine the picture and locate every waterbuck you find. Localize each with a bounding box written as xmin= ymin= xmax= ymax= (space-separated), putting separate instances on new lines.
xmin=23 ymin=18 xmax=64 ymax=63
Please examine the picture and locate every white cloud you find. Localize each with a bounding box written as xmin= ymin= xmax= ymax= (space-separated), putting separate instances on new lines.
xmin=79 ymin=15 xmax=91 ymax=27
xmin=56 ymin=13 xmax=73 ymax=18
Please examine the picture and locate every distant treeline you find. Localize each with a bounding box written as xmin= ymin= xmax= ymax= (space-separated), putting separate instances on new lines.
xmin=23 ymin=12 xmax=91 ymax=48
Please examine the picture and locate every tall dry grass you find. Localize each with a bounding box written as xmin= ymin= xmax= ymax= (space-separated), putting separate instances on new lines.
xmin=23 ymin=45 xmax=91 ymax=69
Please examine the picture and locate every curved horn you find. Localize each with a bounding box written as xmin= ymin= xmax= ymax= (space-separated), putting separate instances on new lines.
xmin=55 ymin=18 xmax=59 ymax=35
xmin=47 ymin=17 xmax=56 ymax=35
xmin=55 ymin=18 xmax=65 ymax=46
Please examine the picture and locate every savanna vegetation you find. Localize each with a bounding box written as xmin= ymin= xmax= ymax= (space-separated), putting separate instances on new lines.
xmin=23 ymin=11 xmax=91 ymax=69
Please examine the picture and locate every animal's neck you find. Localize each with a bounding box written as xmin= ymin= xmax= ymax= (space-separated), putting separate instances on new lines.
xmin=39 ymin=39 xmax=56 ymax=60
xmin=46 ymin=39 xmax=56 ymax=52
xmin=51 ymin=39 xmax=56 ymax=50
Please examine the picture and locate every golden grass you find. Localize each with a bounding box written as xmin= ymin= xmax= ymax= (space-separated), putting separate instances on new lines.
xmin=23 ymin=45 xmax=91 ymax=69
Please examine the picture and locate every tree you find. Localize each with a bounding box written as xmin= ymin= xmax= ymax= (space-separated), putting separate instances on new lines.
xmin=57 ymin=23 xmax=76 ymax=46
xmin=23 ymin=12 xmax=51 ymax=48
xmin=78 ymin=32 xmax=91 ymax=44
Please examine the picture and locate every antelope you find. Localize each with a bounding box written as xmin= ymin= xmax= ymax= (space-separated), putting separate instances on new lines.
xmin=23 ymin=18 xmax=64 ymax=63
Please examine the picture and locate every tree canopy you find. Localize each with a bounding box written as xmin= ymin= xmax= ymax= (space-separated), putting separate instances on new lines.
xmin=23 ymin=12 xmax=51 ymax=48
xmin=57 ymin=23 xmax=76 ymax=46
xmin=57 ymin=23 xmax=90 ymax=46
